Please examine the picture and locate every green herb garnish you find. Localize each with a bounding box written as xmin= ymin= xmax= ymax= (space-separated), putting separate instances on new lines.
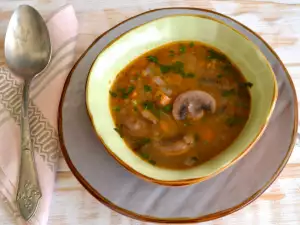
xmin=159 ymin=64 xmax=171 ymax=74
xmin=179 ymin=44 xmax=186 ymax=54
xmin=183 ymin=72 xmax=195 ymax=78
xmin=154 ymin=60 xmax=194 ymax=78
xmin=189 ymin=42 xmax=194 ymax=48
xmin=217 ymin=74 xmax=223 ymax=78
xmin=134 ymin=138 xmax=151 ymax=149
xmin=142 ymin=101 xmax=154 ymax=110
xmin=147 ymin=55 xmax=158 ymax=63
xmin=222 ymin=89 xmax=235 ymax=97
xmin=144 ymin=85 xmax=152 ymax=92
xmin=109 ymin=91 xmax=117 ymax=98
xmin=171 ymin=61 xmax=185 ymax=74
xmin=169 ymin=50 xmax=175 ymax=57
xmin=239 ymin=82 xmax=253 ymax=88
xmin=113 ymin=106 xmax=120 ymax=112
xmin=120 ymin=86 xmax=135 ymax=99
xmin=114 ymin=125 xmax=123 ymax=138
xmin=162 ymin=104 xmax=172 ymax=113
xmin=207 ymin=49 xmax=226 ymax=61
xmin=140 ymin=152 xmax=149 ymax=160
xmin=149 ymin=159 xmax=156 ymax=165
xmin=225 ymin=117 xmax=243 ymax=127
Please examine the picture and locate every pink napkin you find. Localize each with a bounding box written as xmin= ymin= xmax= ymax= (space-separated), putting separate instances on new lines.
xmin=0 ymin=5 xmax=78 ymax=225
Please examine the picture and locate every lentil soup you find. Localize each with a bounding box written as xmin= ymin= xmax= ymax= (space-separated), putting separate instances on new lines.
xmin=109 ymin=41 xmax=252 ymax=169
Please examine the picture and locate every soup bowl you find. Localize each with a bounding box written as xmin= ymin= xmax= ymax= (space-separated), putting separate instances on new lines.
xmin=86 ymin=14 xmax=277 ymax=186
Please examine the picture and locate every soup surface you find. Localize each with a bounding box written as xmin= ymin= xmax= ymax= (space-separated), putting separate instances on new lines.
xmin=109 ymin=41 xmax=252 ymax=169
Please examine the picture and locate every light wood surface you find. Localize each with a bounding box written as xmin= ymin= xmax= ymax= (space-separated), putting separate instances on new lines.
xmin=1 ymin=0 xmax=300 ymax=224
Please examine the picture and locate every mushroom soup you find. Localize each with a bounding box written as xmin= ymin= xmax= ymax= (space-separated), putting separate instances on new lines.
xmin=109 ymin=41 xmax=252 ymax=169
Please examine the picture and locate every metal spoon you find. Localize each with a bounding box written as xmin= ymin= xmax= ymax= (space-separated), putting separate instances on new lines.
xmin=4 ymin=5 xmax=51 ymax=221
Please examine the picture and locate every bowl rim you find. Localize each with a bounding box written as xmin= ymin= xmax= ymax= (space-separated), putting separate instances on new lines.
xmin=85 ymin=12 xmax=278 ymax=186
xmin=59 ymin=7 xmax=298 ymax=223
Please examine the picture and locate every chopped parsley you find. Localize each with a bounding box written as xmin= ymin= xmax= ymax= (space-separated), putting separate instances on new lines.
xmin=109 ymin=91 xmax=117 ymax=98
xmin=147 ymin=55 xmax=158 ymax=63
xmin=140 ymin=152 xmax=149 ymax=160
xmin=239 ymin=82 xmax=253 ymax=88
xmin=113 ymin=106 xmax=120 ymax=112
xmin=142 ymin=101 xmax=154 ymax=110
xmin=146 ymin=56 xmax=194 ymax=78
xmin=222 ymin=89 xmax=235 ymax=97
xmin=114 ymin=125 xmax=123 ymax=138
xmin=159 ymin=64 xmax=171 ymax=74
xmin=169 ymin=50 xmax=175 ymax=57
xmin=217 ymin=74 xmax=223 ymax=78
xmin=119 ymin=85 xmax=135 ymax=99
xmin=179 ymin=44 xmax=186 ymax=54
xmin=159 ymin=61 xmax=185 ymax=77
xmin=171 ymin=61 xmax=185 ymax=74
xmin=225 ymin=117 xmax=243 ymax=127
xmin=144 ymin=85 xmax=152 ymax=92
xmin=189 ymin=42 xmax=194 ymax=48
xmin=149 ymin=159 xmax=156 ymax=165
xmin=162 ymin=104 xmax=172 ymax=113
xmin=207 ymin=49 xmax=226 ymax=61
xmin=183 ymin=72 xmax=195 ymax=78
xmin=134 ymin=138 xmax=151 ymax=149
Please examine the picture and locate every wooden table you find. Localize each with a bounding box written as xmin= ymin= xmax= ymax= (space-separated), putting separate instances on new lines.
xmin=1 ymin=0 xmax=300 ymax=224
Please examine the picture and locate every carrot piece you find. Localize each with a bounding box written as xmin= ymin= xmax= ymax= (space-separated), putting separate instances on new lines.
xmin=131 ymin=90 xmax=137 ymax=98
xmin=166 ymin=74 xmax=182 ymax=86
xmin=155 ymin=90 xmax=171 ymax=106
xmin=160 ymin=94 xmax=171 ymax=106
xmin=201 ymin=129 xmax=214 ymax=142
xmin=160 ymin=120 xmax=170 ymax=132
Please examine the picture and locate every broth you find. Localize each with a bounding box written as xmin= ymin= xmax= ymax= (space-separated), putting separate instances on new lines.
xmin=109 ymin=41 xmax=251 ymax=169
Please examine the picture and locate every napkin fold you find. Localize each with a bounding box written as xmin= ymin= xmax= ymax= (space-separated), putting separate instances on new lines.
xmin=0 ymin=5 xmax=78 ymax=225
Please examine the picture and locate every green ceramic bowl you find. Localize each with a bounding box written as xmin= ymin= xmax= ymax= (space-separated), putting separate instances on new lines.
xmin=86 ymin=15 xmax=277 ymax=186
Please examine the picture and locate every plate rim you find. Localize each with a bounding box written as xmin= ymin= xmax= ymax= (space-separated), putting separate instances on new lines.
xmin=58 ymin=7 xmax=298 ymax=223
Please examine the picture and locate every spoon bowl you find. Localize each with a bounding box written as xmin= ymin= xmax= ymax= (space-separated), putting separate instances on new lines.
xmin=5 ymin=5 xmax=51 ymax=79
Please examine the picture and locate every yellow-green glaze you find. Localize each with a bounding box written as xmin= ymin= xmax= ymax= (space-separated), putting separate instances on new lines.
xmin=86 ymin=15 xmax=277 ymax=184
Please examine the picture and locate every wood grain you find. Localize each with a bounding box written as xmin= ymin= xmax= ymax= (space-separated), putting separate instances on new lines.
xmin=0 ymin=0 xmax=300 ymax=224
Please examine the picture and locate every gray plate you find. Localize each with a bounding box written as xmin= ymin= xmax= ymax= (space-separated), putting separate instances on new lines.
xmin=59 ymin=8 xmax=298 ymax=223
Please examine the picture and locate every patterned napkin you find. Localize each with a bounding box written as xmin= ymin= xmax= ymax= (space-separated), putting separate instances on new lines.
xmin=0 ymin=5 xmax=78 ymax=225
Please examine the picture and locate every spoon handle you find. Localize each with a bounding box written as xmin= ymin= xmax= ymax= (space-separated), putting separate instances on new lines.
xmin=16 ymin=80 xmax=42 ymax=221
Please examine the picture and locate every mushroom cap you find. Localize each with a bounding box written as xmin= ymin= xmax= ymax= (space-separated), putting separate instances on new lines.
xmin=172 ymin=90 xmax=216 ymax=121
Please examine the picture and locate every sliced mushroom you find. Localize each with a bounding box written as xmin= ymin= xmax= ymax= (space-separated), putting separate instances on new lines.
xmin=154 ymin=133 xmax=194 ymax=156
xmin=172 ymin=90 xmax=216 ymax=121
xmin=140 ymin=109 xmax=158 ymax=124
xmin=123 ymin=117 xmax=151 ymax=137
